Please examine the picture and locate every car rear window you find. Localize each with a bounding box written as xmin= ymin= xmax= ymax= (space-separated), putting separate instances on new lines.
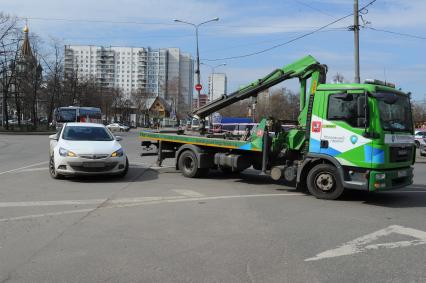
xmin=63 ymin=126 xmax=113 ymax=141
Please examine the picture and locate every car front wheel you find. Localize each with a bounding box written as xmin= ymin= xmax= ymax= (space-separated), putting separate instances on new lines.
xmin=49 ymin=156 xmax=64 ymax=179
xmin=116 ymin=157 xmax=129 ymax=178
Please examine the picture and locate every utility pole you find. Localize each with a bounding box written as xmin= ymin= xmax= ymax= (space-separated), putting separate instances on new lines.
xmin=354 ymin=0 xmax=361 ymax=83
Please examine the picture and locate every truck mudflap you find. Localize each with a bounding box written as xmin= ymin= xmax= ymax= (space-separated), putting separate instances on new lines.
xmin=368 ymin=167 xmax=414 ymax=192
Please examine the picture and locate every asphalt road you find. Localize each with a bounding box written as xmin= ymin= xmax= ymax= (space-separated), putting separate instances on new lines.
xmin=0 ymin=130 xmax=425 ymax=283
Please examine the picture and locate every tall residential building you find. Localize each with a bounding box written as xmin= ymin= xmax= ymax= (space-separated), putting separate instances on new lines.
xmin=64 ymin=45 xmax=193 ymax=109
xmin=208 ymin=73 xmax=227 ymax=101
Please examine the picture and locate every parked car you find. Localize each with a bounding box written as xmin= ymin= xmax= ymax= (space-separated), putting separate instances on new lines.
xmin=414 ymin=130 xmax=426 ymax=148
xmin=420 ymin=144 xmax=426 ymax=157
xmin=49 ymin=122 xmax=128 ymax=179
xmin=106 ymin=123 xmax=130 ymax=132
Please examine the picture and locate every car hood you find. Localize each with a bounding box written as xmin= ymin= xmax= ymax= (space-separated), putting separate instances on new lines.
xmin=59 ymin=140 xmax=122 ymax=155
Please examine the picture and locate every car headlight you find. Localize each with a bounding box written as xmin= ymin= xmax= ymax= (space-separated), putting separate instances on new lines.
xmin=375 ymin=173 xmax=386 ymax=180
xmin=59 ymin=147 xmax=77 ymax=157
xmin=111 ymin=148 xmax=124 ymax=157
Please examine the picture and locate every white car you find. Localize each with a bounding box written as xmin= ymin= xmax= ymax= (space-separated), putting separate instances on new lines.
xmin=49 ymin=123 xmax=128 ymax=179
xmin=414 ymin=130 xmax=426 ymax=148
xmin=106 ymin=123 xmax=130 ymax=132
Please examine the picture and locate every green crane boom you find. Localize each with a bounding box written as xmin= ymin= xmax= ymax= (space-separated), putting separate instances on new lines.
xmin=192 ymin=55 xmax=327 ymax=127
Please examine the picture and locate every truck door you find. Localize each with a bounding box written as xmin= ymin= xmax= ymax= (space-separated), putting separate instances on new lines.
xmin=319 ymin=91 xmax=371 ymax=167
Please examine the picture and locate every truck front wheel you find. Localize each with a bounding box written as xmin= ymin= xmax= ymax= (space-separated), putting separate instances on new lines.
xmin=307 ymin=164 xmax=344 ymax=200
xmin=178 ymin=150 xmax=208 ymax=178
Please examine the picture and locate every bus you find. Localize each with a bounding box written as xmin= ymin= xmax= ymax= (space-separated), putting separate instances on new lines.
xmin=212 ymin=117 xmax=256 ymax=135
xmin=53 ymin=106 xmax=102 ymax=129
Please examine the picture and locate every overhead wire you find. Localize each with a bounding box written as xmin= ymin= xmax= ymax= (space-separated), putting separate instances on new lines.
xmin=366 ymin=27 xmax=426 ymax=40
xmin=203 ymin=0 xmax=378 ymax=61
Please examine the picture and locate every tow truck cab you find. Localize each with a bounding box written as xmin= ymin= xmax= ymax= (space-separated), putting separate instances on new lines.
xmin=307 ymin=79 xmax=414 ymax=192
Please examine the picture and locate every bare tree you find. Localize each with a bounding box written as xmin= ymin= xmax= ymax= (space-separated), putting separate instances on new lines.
xmin=42 ymin=38 xmax=64 ymax=124
xmin=0 ymin=13 xmax=19 ymax=129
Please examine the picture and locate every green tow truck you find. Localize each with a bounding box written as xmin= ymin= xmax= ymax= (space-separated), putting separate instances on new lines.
xmin=140 ymin=55 xmax=415 ymax=199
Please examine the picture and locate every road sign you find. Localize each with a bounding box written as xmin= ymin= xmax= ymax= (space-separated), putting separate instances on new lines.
xmin=195 ymin=84 xmax=202 ymax=91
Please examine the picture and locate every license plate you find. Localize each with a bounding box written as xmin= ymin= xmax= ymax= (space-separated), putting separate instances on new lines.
xmin=397 ymin=170 xmax=407 ymax=177
xmin=83 ymin=162 xmax=105 ymax=168
xmin=398 ymin=150 xmax=408 ymax=155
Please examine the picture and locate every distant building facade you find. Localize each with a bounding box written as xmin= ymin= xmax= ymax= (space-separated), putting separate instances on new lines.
xmin=64 ymin=45 xmax=193 ymax=111
xmin=208 ymin=73 xmax=227 ymax=101
xmin=192 ymin=94 xmax=209 ymax=109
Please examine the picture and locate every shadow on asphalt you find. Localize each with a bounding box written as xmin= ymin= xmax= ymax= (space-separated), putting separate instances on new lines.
xmin=66 ymin=166 xmax=158 ymax=184
xmin=336 ymin=185 xmax=426 ymax=208
xmin=201 ymin=170 xmax=426 ymax=208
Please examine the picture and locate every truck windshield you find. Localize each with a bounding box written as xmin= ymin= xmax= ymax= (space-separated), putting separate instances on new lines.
xmin=375 ymin=93 xmax=413 ymax=132
xmin=57 ymin=109 xmax=77 ymax=122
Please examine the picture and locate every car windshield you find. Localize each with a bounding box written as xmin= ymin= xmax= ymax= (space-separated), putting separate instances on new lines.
xmin=375 ymin=92 xmax=413 ymax=132
xmin=63 ymin=126 xmax=113 ymax=141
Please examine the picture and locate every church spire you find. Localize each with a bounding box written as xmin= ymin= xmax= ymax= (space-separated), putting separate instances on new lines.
xmin=21 ymin=24 xmax=33 ymax=58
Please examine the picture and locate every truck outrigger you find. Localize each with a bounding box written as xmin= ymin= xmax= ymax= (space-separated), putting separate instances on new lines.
xmin=140 ymin=56 xmax=414 ymax=199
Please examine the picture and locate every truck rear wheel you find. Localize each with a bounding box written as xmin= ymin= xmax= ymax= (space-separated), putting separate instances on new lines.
xmin=307 ymin=164 xmax=344 ymax=200
xmin=178 ymin=150 xmax=208 ymax=178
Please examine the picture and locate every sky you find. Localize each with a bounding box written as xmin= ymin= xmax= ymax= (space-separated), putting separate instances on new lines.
xmin=1 ymin=0 xmax=425 ymax=100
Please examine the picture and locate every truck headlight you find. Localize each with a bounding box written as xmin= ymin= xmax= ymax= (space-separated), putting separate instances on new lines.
xmin=59 ymin=147 xmax=76 ymax=157
xmin=111 ymin=148 xmax=124 ymax=157
xmin=375 ymin=173 xmax=386 ymax=180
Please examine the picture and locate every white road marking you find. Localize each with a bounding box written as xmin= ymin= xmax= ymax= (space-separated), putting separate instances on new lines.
xmin=305 ymin=225 xmax=426 ymax=261
xmin=0 ymin=161 xmax=48 ymax=175
xmin=173 ymin=189 xmax=205 ymax=198
xmin=0 ymin=199 xmax=106 ymax=208
xmin=0 ymin=193 xmax=302 ymax=222
xmin=0 ymin=208 xmax=94 ymax=222
xmin=13 ymin=167 xmax=47 ymax=173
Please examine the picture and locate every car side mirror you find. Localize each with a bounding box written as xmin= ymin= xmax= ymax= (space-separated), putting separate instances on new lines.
xmin=49 ymin=134 xmax=58 ymax=141
xmin=115 ymin=136 xmax=123 ymax=141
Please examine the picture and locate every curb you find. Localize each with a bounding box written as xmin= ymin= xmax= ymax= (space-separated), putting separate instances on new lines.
xmin=0 ymin=131 xmax=56 ymax=135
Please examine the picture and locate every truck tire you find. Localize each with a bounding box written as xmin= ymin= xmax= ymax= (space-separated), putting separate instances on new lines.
xmin=307 ymin=164 xmax=344 ymax=200
xmin=178 ymin=150 xmax=208 ymax=178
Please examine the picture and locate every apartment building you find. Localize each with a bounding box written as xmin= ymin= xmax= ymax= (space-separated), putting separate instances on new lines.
xmin=64 ymin=45 xmax=193 ymax=108
xmin=208 ymin=73 xmax=227 ymax=101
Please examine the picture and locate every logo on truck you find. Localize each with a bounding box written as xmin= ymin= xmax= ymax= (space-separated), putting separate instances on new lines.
xmin=312 ymin=121 xmax=321 ymax=133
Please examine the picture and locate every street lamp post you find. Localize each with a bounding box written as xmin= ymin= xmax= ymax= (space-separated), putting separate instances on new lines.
xmin=173 ymin=17 xmax=219 ymax=109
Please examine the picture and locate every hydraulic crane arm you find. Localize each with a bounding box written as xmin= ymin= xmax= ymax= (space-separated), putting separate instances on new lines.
xmin=192 ymin=55 xmax=327 ymax=123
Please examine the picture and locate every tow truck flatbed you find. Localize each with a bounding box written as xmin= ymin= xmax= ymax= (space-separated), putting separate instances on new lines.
xmin=140 ymin=130 xmax=262 ymax=152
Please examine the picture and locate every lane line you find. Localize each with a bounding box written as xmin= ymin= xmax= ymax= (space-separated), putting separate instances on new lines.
xmin=0 ymin=199 xmax=106 ymax=208
xmin=173 ymin=189 xmax=205 ymax=198
xmin=0 ymin=161 xmax=48 ymax=176
xmin=13 ymin=167 xmax=47 ymax=173
xmin=0 ymin=208 xmax=94 ymax=222
xmin=0 ymin=193 xmax=302 ymax=222
xmin=110 ymin=193 xmax=303 ymax=209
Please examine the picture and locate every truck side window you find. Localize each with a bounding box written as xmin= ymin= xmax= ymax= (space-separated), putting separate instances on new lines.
xmin=327 ymin=93 xmax=365 ymax=128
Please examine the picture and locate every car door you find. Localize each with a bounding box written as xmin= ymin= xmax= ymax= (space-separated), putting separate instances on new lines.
xmin=320 ymin=92 xmax=372 ymax=167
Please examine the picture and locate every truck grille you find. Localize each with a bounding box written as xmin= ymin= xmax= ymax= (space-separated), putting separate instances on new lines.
xmin=389 ymin=146 xmax=413 ymax=163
